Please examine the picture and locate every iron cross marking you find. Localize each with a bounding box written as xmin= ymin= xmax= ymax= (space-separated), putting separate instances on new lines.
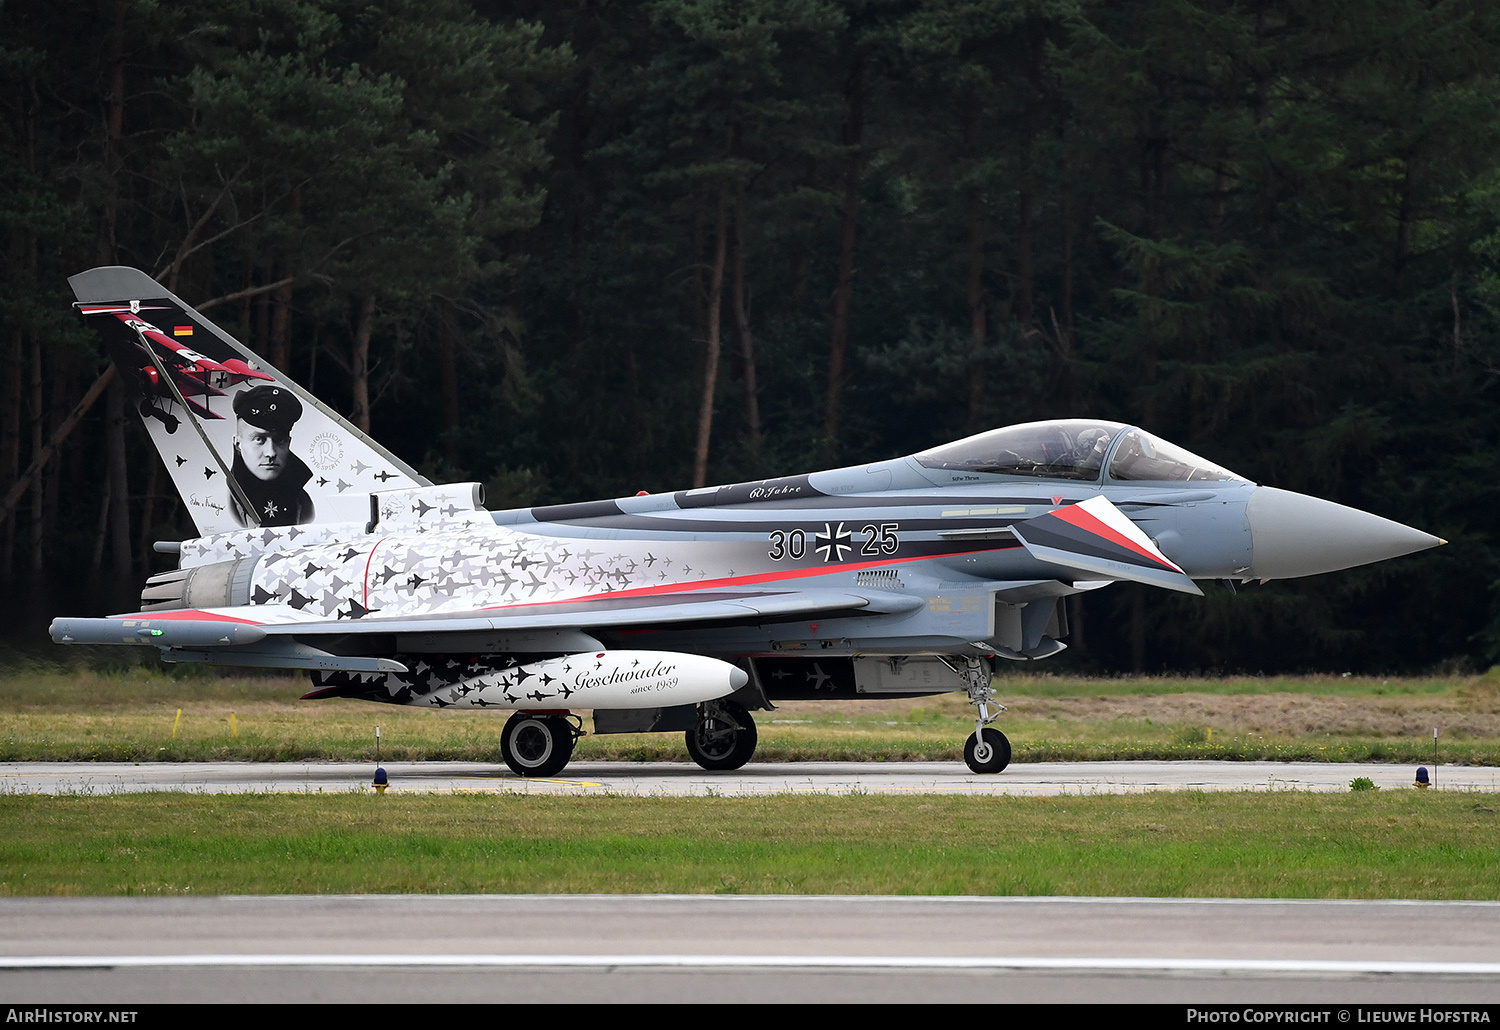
xmin=814 ymin=522 xmax=853 ymax=563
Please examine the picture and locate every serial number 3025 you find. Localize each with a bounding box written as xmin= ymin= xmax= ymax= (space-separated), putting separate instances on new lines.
xmin=768 ymin=523 xmax=899 ymax=561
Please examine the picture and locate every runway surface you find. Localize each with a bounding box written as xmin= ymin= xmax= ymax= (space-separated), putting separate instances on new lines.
xmin=3 ymin=895 xmax=1500 ymax=1003
xmin=5 ymin=762 xmax=1499 ymax=1002
xmin=2 ymin=758 xmax=1495 ymax=795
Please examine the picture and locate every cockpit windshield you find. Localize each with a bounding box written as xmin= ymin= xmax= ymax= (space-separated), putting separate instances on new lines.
xmin=915 ymin=420 xmax=1127 ymax=481
xmin=1107 ymin=429 xmax=1245 ymax=482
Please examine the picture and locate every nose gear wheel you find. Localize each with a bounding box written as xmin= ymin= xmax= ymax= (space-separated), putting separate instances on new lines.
xmin=964 ymin=727 xmax=1012 ymax=774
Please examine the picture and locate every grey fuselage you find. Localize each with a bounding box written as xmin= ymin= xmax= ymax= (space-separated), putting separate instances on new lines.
xmin=481 ymin=449 xmax=1254 ymax=660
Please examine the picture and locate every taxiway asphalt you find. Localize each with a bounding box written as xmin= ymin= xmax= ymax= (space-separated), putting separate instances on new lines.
xmin=1 ymin=758 xmax=1494 ymax=795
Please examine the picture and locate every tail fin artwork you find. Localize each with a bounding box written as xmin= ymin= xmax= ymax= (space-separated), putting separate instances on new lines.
xmin=70 ymin=266 xmax=428 ymax=535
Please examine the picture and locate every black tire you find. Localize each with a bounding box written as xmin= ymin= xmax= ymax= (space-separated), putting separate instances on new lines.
xmin=963 ymin=728 xmax=1012 ymax=774
xmin=501 ymin=713 xmax=575 ymax=777
xmin=685 ymin=700 xmax=758 ymax=771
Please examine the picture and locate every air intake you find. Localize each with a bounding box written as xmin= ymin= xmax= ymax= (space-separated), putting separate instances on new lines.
xmin=855 ymin=568 xmax=902 ymax=590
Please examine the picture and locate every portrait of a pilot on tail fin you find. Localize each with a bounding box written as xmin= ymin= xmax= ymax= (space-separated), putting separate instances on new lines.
xmin=230 ymin=384 xmax=315 ymax=526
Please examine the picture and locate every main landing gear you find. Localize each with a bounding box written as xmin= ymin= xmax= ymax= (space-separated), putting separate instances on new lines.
xmin=499 ymin=701 xmax=760 ymax=777
xmin=960 ymin=656 xmax=1011 ymax=774
xmin=686 ymin=699 xmax=758 ymax=771
xmin=500 ymin=712 xmax=580 ymax=778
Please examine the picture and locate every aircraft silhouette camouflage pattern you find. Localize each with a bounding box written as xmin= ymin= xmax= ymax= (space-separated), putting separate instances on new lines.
xmin=52 ymin=266 xmax=1444 ymax=776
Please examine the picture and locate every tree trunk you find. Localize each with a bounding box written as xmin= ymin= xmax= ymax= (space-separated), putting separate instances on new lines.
xmin=1130 ymin=587 xmax=1146 ymax=673
xmin=91 ymin=478 xmax=112 ymax=575
xmin=693 ymin=191 xmax=729 ymax=488
xmin=731 ymin=185 xmax=760 ymax=451
xmin=97 ymin=0 xmax=127 ymax=266
xmin=254 ymin=275 xmax=271 ymax=355
xmin=1015 ymin=31 xmax=1041 ymax=332
xmin=1016 ymin=180 xmax=1035 ymax=330
xmin=824 ymin=54 xmax=864 ymax=462
xmin=689 ymin=195 xmax=707 ymax=352
xmin=238 ymin=257 xmax=253 ymax=345
xmin=28 ymin=334 xmax=43 ymax=580
xmin=965 ymin=192 xmax=987 ymax=426
xmin=1068 ymin=594 xmax=1086 ymax=655
xmin=788 ymin=247 xmax=806 ymax=300
xmin=1 ymin=326 xmax=19 ymax=581
xmin=5 ymin=77 xmax=37 ymax=580
xmin=1139 ymin=125 xmax=1165 ymax=423
xmin=269 ymin=275 xmax=293 ymax=371
xmin=1452 ymin=271 xmax=1463 ymax=372
xmin=105 ymin=376 xmax=132 ymax=588
xmin=1211 ymin=162 xmax=1229 ymax=231
xmin=350 ymin=294 xmax=376 ymax=434
xmin=437 ymin=310 xmax=461 ymax=467
xmin=1394 ymin=159 xmax=1414 ymax=294
xmin=962 ymin=90 xmax=987 ymax=426
xmin=267 ymin=188 xmax=300 ymax=371
xmin=137 ymin=457 xmax=159 ymax=564
xmin=0 ymin=367 xmax=116 ymax=527
xmin=1056 ymin=185 xmax=1077 ymax=413
xmin=42 ymin=357 xmax=70 ymax=553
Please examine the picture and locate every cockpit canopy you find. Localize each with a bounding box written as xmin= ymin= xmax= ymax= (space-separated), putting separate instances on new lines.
xmin=1107 ymin=428 xmax=1245 ymax=483
xmin=915 ymin=420 xmax=1126 ymax=480
xmin=914 ymin=420 xmax=1246 ymax=483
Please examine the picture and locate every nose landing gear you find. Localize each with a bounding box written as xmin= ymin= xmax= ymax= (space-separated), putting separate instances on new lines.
xmin=959 ymin=656 xmax=1011 ymax=774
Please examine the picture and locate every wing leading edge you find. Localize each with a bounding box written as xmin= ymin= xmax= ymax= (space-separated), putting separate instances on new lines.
xmin=49 ymin=585 xmax=925 ymax=668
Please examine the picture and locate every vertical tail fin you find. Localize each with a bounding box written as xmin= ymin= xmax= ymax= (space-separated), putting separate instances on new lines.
xmin=69 ymin=266 xmax=428 ymax=535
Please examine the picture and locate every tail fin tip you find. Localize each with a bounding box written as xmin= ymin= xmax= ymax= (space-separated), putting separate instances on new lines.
xmin=70 ymin=264 xmax=429 ymax=537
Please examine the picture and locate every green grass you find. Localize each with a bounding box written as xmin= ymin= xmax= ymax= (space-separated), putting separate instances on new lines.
xmin=991 ymin=672 xmax=1466 ymax=698
xmin=2 ymin=667 xmax=1498 ymax=764
xmin=0 ymin=665 xmax=1469 ymax=705
xmin=1 ymin=791 xmax=1495 ymax=898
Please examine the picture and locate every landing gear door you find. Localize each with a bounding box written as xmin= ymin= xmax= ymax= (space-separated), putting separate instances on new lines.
xmin=753 ymin=656 xmax=965 ymax=699
xmin=754 ymin=657 xmax=859 ymax=699
xmin=851 ymin=657 xmax=967 ymax=695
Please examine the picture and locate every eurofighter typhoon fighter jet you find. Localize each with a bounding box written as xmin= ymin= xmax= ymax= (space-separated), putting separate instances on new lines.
xmin=53 ymin=266 xmax=1444 ymax=776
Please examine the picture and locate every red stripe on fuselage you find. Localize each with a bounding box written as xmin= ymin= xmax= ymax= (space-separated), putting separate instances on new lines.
xmin=110 ymin=542 xmax=1018 ymax=627
xmin=478 ymin=548 xmax=1010 ymax=614
xmin=363 ymin=538 xmax=387 ymax=608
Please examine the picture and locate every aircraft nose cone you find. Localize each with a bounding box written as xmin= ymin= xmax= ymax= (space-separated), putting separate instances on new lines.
xmin=1246 ymin=486 xmax=1443 ymax=580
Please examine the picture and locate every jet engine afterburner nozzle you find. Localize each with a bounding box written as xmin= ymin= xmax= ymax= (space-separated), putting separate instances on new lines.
xmin=1246 ymin=486 xmax=1442 ymax=580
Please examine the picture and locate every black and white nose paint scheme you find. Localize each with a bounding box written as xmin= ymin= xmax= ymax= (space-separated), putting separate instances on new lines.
xmin=52 ymin=266 xmax=1444 ymax=777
